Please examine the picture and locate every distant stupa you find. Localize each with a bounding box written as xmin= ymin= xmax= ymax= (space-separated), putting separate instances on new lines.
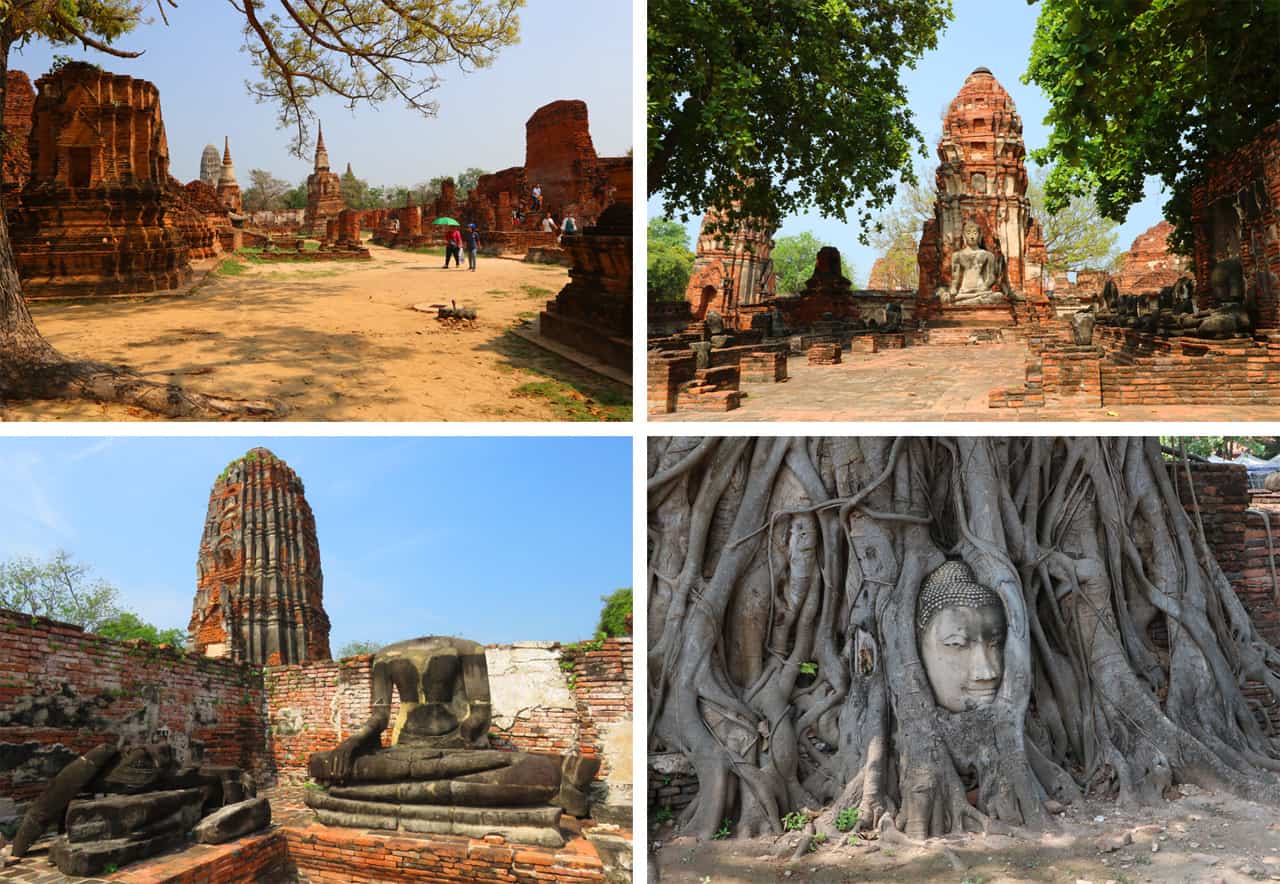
xmin=189 ymin=448 xmax=331 ymax=666
xmin=199 ymin=143 xmax=221 ymax=187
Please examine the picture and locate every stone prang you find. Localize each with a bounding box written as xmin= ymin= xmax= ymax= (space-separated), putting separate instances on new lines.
xmin=189 ymin=448 xmax=331 ymax=666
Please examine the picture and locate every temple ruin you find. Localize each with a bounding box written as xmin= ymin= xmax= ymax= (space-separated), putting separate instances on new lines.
xmin=303 ymin=124 xmax=345 ymax=236
xmin=1 ymin=70 xmax=34 ymax=198
xmin=199 ymin=143 xmax=222 ymax=186
xmin=216 ymin=136 xmax=242 ymax=214
xmin=189 ymin=448 xmax=331 ymax=667
xmin=682 ymin=207 xmax=776 ymax=322
xmin=7 ymin=63 xmax=193 ymax=299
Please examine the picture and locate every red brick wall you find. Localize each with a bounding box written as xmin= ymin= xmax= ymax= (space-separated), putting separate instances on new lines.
xmin=264 ymin=639 xmax=633 ymax=783
xmin=1191 ymin=123 xmax=1280 ymax=328
xmin=0 ymin=608 xmax=268 ymax=804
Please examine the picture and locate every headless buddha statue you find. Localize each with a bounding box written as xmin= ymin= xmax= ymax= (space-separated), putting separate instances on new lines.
xmin=305 ymin=636 xmax=598 ymax=845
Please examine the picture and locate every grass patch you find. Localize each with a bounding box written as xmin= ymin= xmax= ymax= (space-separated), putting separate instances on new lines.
xmin=512 ymin=377 xmax=630 ymax=422
xmin=492 ymin=331 xmax=630 ymax=421
xmin=520 ymin=284 xmax=555 ymax=298
xmin=215 ymin=258 xmax=248 ymax=276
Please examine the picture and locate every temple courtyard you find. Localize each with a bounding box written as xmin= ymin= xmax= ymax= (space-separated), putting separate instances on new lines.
xmin=0 ymin=243 xmax=630 ymax=422
xmin=654 ymin=342 xmax=1274 ymax=422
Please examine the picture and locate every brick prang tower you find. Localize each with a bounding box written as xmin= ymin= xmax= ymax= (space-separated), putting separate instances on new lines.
xmin=189 ymin=448 xmax=331 ymax=666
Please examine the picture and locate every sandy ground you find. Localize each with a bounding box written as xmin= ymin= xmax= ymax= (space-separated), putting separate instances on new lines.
xmin=1 ymin=243 xmax=629 ymax=421
xmin=652 ymin=785 xmax=1280 ymax=883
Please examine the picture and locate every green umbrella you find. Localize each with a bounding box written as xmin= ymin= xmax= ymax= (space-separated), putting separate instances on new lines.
xmin=432 ymin=217 xmax=460 ymax=226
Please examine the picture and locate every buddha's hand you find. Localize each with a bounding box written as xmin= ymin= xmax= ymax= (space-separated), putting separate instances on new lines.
xmin=330 ymin=735 xmax=365 ymax=783
xmin=460 ymin=701 xmax=491 ymax=743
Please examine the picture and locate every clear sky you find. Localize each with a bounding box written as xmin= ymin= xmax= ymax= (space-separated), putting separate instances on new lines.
xmin=0 ymin=436 xmax=632 ymax=651
xmin=649 ymin=0 xmax=1167 ymax=285
xmin=11 ymin=1 xmax=632 ymax=189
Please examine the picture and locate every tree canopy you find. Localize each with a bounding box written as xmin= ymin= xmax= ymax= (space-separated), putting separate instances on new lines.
xmin=648 ymin=0 xmax=952 ymax=231
xmin=772 ymin=232 xmax=857 ymax=294
xmin=96 ymin=611 xmax=187 ymax=648
xmin=648 ymin=217 xmax=695 ymax=302
xmin=1025 ymin=0 xmax=1280 ymax=254
xmin=0 ymin=550 xmax=120 ymax=632
xmin=242 ymin=169 xmax=292 ymax=213
xmin=337 ymin=639 xmax=383 ymax=658
xmin=597 ymin=587 xmax=632 ymax=638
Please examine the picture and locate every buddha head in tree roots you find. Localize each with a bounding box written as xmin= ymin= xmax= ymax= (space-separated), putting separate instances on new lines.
xmin=917 ymin=560 xmax=1006 ymax=712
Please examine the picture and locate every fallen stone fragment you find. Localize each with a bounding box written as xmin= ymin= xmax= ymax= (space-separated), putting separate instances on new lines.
xmin=1190 ymin=852 xmax=1220 ymax=865
xmin=192 ymin=796 xmax=271 ymax=844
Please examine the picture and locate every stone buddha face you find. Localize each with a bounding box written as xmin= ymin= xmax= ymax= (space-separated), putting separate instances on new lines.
xmin=917 ymin=561 xmax=1006 ymax=712
xmin=962 ymin=222 xmax=981 ymax=250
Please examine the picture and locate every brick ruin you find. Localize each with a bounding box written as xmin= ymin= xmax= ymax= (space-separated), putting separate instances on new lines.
xmin=916 ymin=66 xmax=1049 ymax=322
xmin=1109 ymin=220 xmax=1190 ymax=294
xmin=1 ymin=70 xmax=34 ymax=198
xmin=538 ymin=162 xmax=633 ymax=373
xmin=6 ymin=62 xmax=194 ymax=299
xmin=681 ymin=207 xmax=776 ymax=323
xmin=189 ymin=448 xmax=332 ymax=667
xmin=0 ymin=607 xmax=633 ymax=881
xmin=387 ymin=99 xmax=628 ymax=256
xmin=990 ymin=123 xmax=1280 ymax=412
xmin=303 ymin=124 xmax=346 ymax=236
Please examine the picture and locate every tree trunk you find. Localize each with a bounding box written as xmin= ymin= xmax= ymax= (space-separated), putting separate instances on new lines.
xmin=0 ymin=42 xmax=280 ymax=419
xmin=648 ymin=437 xmax=1280 ymax=843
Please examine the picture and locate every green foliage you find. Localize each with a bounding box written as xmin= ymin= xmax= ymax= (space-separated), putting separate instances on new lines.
xmin=215 ymin=258 xmax=248 ymax=277
xmin=798 ymin=661 xmax=817 ymax=676
xmin=1160 ymin=436 xmax=1280 ymax=460
xmin=654 ymin=805 xmax=674 ymax=824
xmin=340 ymin=169 xmax=373 ymax=210
xmin=649 ymin=0 xmax=952 ymax=232
xmin=0 ymin=551 xmax=122 ymax=632
xmin=712 ymin=818 xmax=732 ymax=839
xmin=648 ymin=242 xmax=695 ymax=303
xmin=649 ymin=218 xmax=691 ymax=250
xmin=772 ymin=233 xmax=857 ymax=294
xmin=809 ymin=831 xmax=827 ymax=851
xmin=337 ymin=639 xmax=382 ymax=658
xmin=834 ymin=807 xmax=860 ymax=832
xmin=96 ymin=612 xmax=187 ymax=648
xmin=597 ymin=588 xmax=632 ymax=638
xmin=781 ymin=810 xmax=807 ymax=832
xmin=282 ymin=183 xmax=309 ymax=210
xmin=1025 ymin=0 xmax=1280 ymax=254
xmin=846 ymin=833 xmax=860 ymax=846
xmin=648 ymin=217 xmax=695 ymax=303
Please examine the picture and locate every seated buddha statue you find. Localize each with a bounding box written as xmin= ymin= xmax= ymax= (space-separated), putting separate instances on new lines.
xmin=305 ymin=636 xmax=598 ymax=846
xmin=948 ymin=221 xmax=999 ymax=305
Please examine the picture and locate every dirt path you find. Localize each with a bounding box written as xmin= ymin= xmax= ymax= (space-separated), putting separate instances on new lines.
xmin=652 ymin=786 xmax=1280 ymax=883
xmin=1 ymin=243 xmax=629 ymax=421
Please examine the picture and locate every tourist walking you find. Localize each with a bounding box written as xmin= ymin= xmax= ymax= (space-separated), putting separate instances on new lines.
xmin=445 ymin=227 xmax=463 ymax=267
xmin=530 ymin=183 xmax=543 ymax=211
xmin=560 ymin=212 xmax=577 ymax=243
xmin=464 ymin=224 xmax=481 ymax=271
xmin=541 ymin=213 xmax=559 ymax=234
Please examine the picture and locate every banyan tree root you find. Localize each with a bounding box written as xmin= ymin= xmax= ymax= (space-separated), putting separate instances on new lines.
xmin=0 ymin=341 xmax=284 ymax=419
xmin=648 ymin=437 xmax=1280 ymax=844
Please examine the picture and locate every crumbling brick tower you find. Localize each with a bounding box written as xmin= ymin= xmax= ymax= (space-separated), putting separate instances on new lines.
xmin=304 ymin=124 xmax=345 ymax=236
xmin=189 ymin=448 xmax=331 ymax=667
xmin=916 ymin=67 xmax=1048 ymax=318
xmin=216 ymin=136 xmax=242 ymax=214
xmin=681 ymin=206 xmax=776 ymax=326
xmin=1 ymin=70 xmax=35 ymax=199
xmin=8 ymin=62 xmax=192 ymax=298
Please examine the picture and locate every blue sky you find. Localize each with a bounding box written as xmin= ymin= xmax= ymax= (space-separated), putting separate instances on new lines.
xmin=11 ymin=1 xmax=632 ymax=189
xmin=0 ymin=437 xmax=632 ymax=650
xmin=649 ymin=0 xmax=1167 ymax=284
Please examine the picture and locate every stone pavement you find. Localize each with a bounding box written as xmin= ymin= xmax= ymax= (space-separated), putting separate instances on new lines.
xmin=653 ymin=343 xmax=1280 ymax=422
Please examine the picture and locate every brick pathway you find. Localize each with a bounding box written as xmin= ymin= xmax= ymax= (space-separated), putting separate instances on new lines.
xmin=652 ymin=343 xmax=1280 ymax=421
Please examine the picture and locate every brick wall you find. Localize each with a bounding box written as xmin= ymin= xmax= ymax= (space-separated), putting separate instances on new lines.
xmin=264 ymin=639 xmax=633 ymax=790
xmin=0 ymin=608 xmax=268 ymax=804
